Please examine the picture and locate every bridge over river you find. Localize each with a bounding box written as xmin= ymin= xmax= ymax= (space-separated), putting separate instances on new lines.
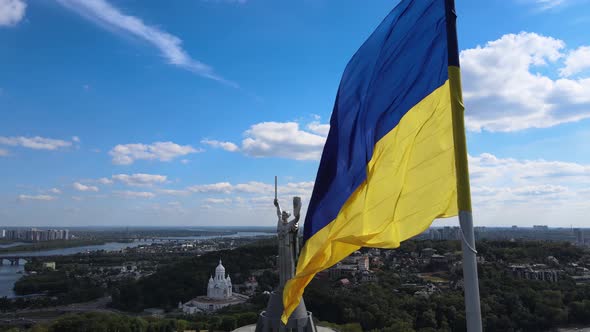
xmin=1 ymin=256 xmax=37 ymax=266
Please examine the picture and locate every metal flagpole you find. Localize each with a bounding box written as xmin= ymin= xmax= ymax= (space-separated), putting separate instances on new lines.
xmin=445 ymin=0 xmax=483 ymax=331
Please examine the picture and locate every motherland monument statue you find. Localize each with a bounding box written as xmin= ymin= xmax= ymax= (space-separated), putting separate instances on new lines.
xmin=254 ymin=176 xmax=317 ymax=332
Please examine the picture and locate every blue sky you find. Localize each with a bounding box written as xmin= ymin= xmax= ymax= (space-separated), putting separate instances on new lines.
xmin=1 ymin=0 xmax=590 ymax=227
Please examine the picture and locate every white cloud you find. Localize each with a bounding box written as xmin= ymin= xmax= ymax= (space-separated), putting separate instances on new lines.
xmin=112 ymin=173 xmax=167 ymax=186
xmin=281 ymin=181 xmax=315 ymax=196
xmin=109 ymin=141 xmax=199 ymax=165
xmin=205 ymin=120 xmax=329 ymax=160
xmin=56 ymin=0 xmax=234 ymax=86
xmin=98 ymin=177 xmax=114 ymax=185
xmin=306 ymin=122 xmax=330 ymax=136
xmin=560 ymin=46 xmax=590 ymax=77
xmin=204 ymin=197 xmax=232 ymax=204
xmin=188 ymin=182 xmax=233 ymax=194
xmin=207 ymin=121 xmax=329 ymax=160
xmin=49 ymin=188 xmax=62 ymax=194
xmin=241 ymin=121 xmax=326 ymax=160
xmin=0 ymin=136 xmax=74 ymax=150
xmin=468 ymin=153 xmax=590 ymax=209
xmin=511 ymin=184 xmax=567 ymax=196
xmin=234 ymin=181 xmax=273 ymax=194
xmin=158 ymin=189 xmax=191 ymax=196
xmin=0 ymin=148 xmax=8 ymax=156
xmin=469 ymin=152 xmax=590 ymax=187
xmin=201 ymin=139 xmax=239 ymax=152
xmin=461 ymin=32 xmax=590 ymax=132
xmin=72 ymin=182 xmax=99 ymax=192
xmin=18 ymin=194 xmax=56 ymax=201
xmin=534 ymin=0 xmax=565 ymax=10
xmin=115 ymin=190 xmax=155 ymax=199
xmin=0 ymin=0 xmax=26 ymax=27
xmin=72 ymin=136 xmax=80 ymax=143
xmin=186 ymin=181 xmax=312 ymax=200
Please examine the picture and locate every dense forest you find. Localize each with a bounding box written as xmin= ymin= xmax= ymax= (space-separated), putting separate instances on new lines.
xmin=111 ymin=239 xmax=278 ymax=311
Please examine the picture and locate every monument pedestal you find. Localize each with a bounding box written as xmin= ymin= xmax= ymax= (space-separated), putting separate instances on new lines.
xmin=255 ymin=291 xmax=316 ymax=332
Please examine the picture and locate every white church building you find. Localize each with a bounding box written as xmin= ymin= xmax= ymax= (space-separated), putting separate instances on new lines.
xmin=208 ymin=259 xmax=233 ymax=298
xmin=180 ymin=259 xmax=248 ymax=314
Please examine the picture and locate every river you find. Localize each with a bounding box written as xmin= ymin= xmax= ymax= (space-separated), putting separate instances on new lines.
xmin=0 ymin=242 xmax=30 ymax=249
xmin=0 ymin=231 xmax=272 ymax=298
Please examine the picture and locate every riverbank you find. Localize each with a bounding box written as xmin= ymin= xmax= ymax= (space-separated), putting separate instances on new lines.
xmin=0 ymin=239 xmax=127 ymax=254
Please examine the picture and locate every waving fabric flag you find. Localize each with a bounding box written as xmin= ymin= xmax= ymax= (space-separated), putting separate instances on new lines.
xmin=282 ymin=0 xmax=469 ymax=323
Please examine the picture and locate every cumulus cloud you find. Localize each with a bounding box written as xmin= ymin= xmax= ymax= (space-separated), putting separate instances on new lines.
xmin=201 ymin=139 xmax=239 ymax=152
xmin=306 ymin=122 xmax=330 ymax=136
xmin=0 ymin=0 xmax=26 ymax=27
xmin=112 ymin=173 xmax=167 ymax=187
xmin=0 ymin=136 xmax=74 ymax=150
xmin=468 ymin=152 xmax=590 ymax=208
xmin=241 ymin=122 xmax=326 ymax=160
xmin=281 ymin=181 xmax=315 ymax=196
xmin=188 ymin=182 xmax=233 ymax=194
xmin=72 ymin=182 xmax=99 ymax=192
xmin=98 ymin=177 xmax=114 ymax=185
xmin=461 ymin=32 xmax=590 ymax=132
xmin=56 ymin=0 xmax=234 ymax=86
xmin=207 ymin=121 xmax=328 ymax=161
xmin=234 ymin=181 xmax=273 ymax=194
xmin=560 ymin=46 xmax=590 ymax=77
xmin=109 ymin=141 xmax=199 ymax=165
xmin=18 ymin=194 xmax=56 ymax=201
xmin=469 ymin=152 xmax=590 ymax=186
xmin=115 ymin=190 xmax=155 ymax=199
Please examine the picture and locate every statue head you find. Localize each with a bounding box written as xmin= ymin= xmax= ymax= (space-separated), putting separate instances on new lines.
xmin=281 ymin=210 xmax=291 ymax=222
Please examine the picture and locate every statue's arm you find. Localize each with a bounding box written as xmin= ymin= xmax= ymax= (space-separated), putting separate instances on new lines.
xmin=291 ymin=196 xmax=301 ymax=231
xmin=289 ymin=215 xmax=300 ymax=233
xmin=274 ymin=198 xmax=281 ymax=218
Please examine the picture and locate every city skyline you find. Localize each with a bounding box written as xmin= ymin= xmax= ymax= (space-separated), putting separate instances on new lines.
xmin=1 ymin=0 xmax=590 ymax=227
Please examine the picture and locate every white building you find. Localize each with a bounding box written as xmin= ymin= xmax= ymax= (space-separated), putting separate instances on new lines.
xmin=208 ymin=260 xmax=233 ymax=298
xmin=180 ymin=259 xmax=247 ymax=314
xmin=358 ymin=255 xmax=369 ymax=271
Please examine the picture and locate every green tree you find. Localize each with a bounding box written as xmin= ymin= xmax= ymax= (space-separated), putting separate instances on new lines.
xmin=220 ymin=316 xmax=237 ymax=331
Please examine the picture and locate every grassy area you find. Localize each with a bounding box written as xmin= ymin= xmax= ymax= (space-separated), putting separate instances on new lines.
xmin=0 ymin=310 xmax=64 ymax=319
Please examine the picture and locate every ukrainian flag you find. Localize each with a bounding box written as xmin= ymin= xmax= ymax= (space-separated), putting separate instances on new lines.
xmin=282 ymin=0 xmax=469 ymax=323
